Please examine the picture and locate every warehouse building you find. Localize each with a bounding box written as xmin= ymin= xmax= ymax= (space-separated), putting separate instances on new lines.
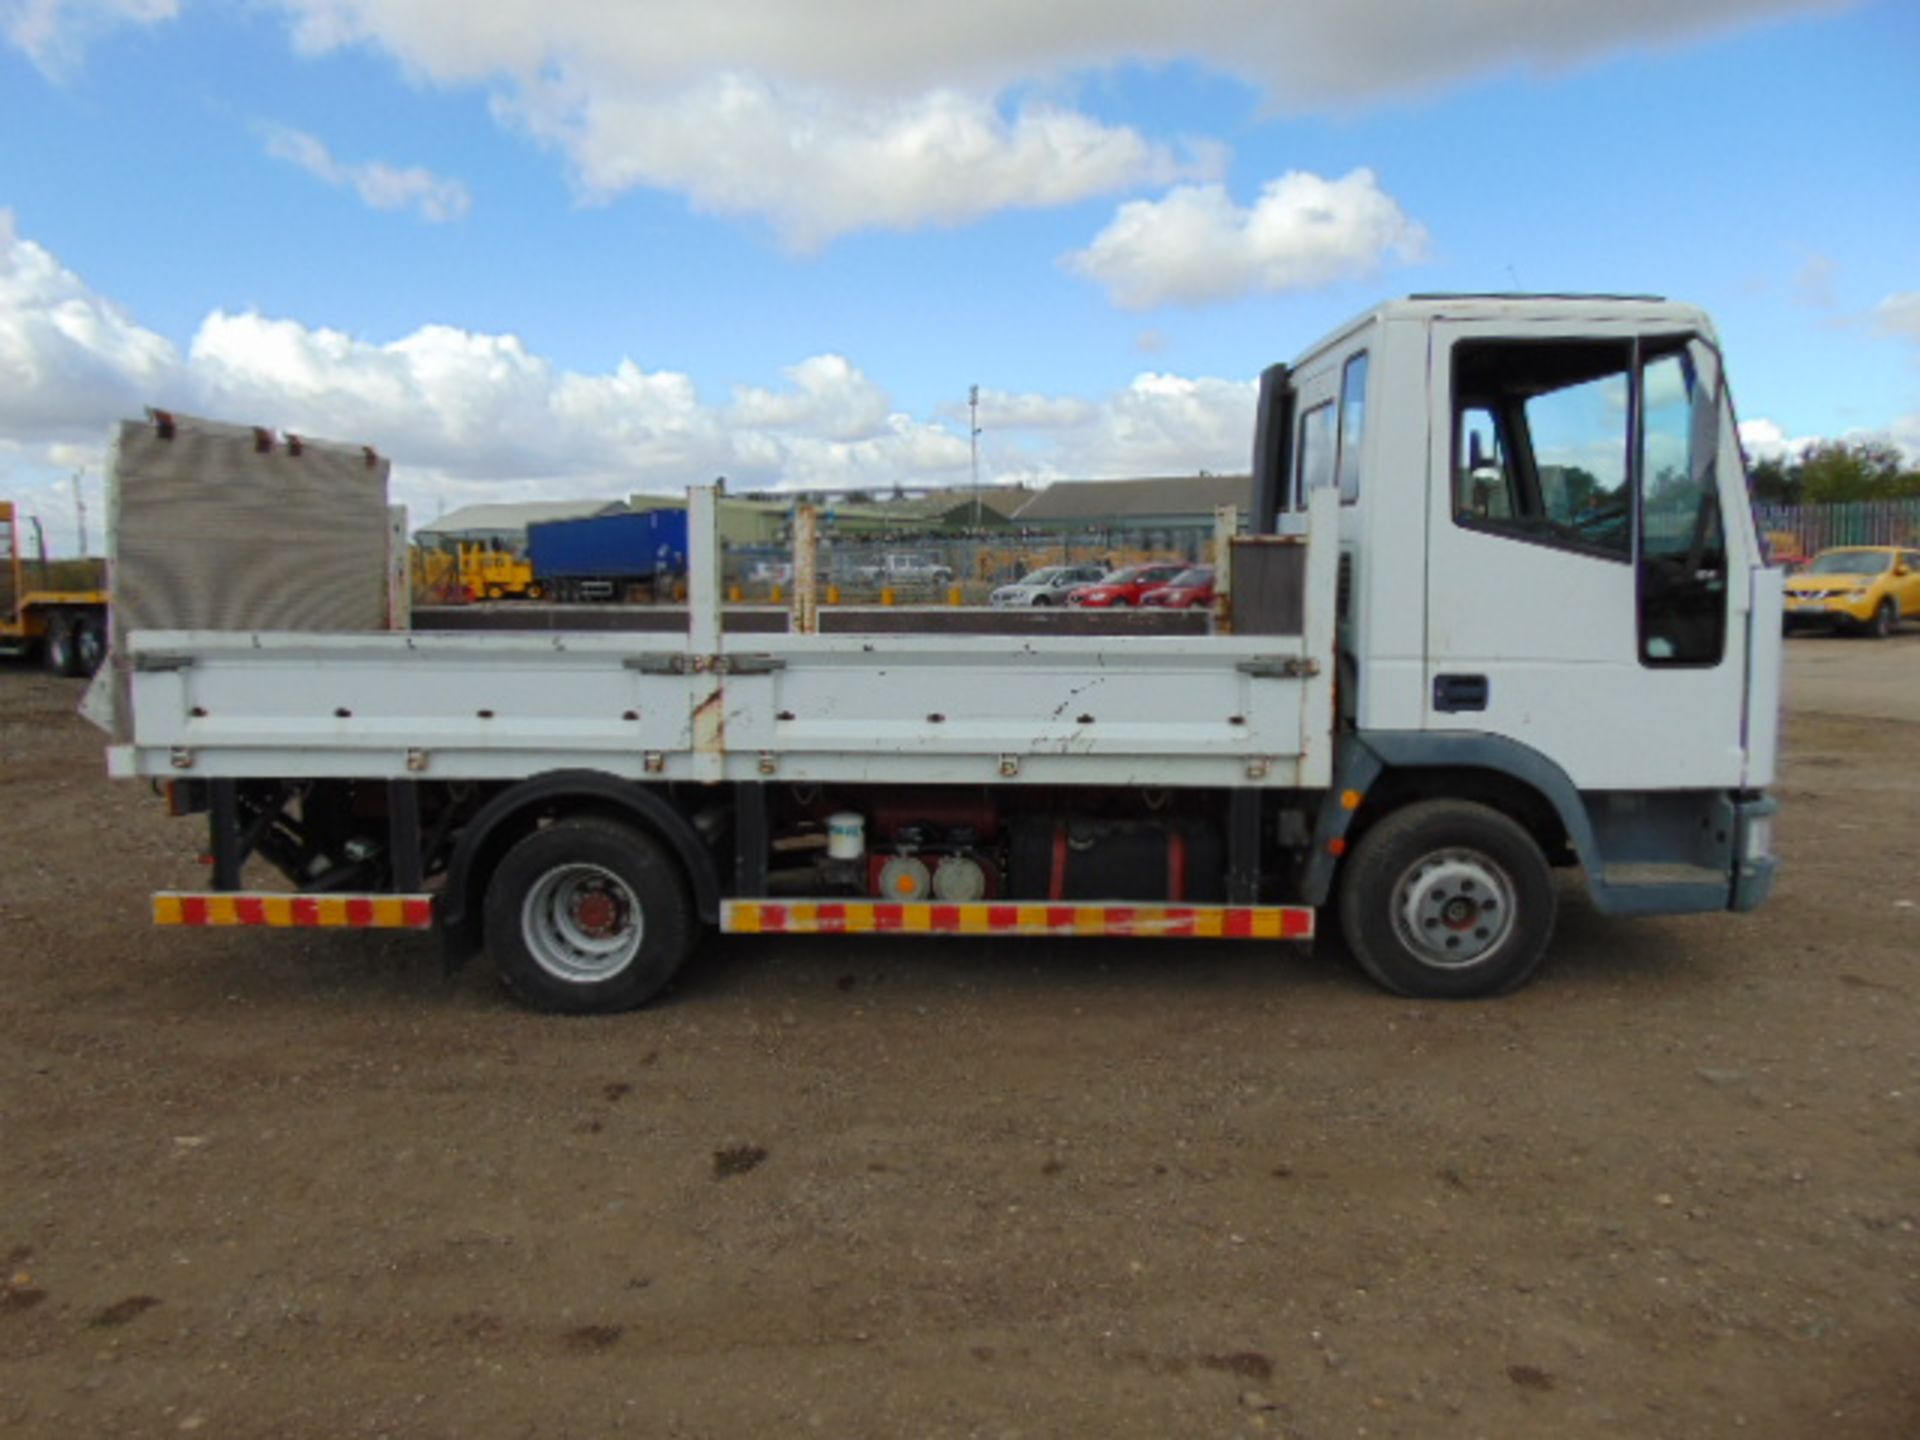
xmin=416 ymin=499 xmax=627 ymax=550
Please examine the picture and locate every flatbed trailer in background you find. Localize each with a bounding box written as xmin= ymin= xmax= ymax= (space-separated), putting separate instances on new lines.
xmin=104 ymin=296 xmax=1784 ymax=1013
xmin=0 ymin=501 xmax=107 ymax=676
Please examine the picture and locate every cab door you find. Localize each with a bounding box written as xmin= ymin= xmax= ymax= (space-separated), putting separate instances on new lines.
xmin=1422 ymin=322 xmax=1754 ymax=790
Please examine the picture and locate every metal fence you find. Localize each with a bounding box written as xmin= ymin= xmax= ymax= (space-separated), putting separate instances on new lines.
xmin=722 ymin=527 xmax=1222 ymax=604
xmin=1756 ymin=499 xmax=1920 ymax=561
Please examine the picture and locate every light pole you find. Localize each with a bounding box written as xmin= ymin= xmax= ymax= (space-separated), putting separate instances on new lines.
xmin=969 ymin=384 xmax=982 ymax=529
xmin=71 ymin=467 xmax=88 ymax=558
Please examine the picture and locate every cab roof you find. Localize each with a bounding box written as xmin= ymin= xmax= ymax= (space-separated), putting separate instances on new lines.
xmin=1290 ymin=293 xmax=1718 ymax=371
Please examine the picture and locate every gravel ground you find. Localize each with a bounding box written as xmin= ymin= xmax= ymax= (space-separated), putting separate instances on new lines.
xmin=1 ymin=630 xmax=1917 ymax=1439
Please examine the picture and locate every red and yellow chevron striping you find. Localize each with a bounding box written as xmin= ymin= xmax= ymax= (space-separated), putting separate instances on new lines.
xmin=722 ymin=899 xmax=1313 ymax=940
xmin=153 ymin=892 xmax=435 ymax=929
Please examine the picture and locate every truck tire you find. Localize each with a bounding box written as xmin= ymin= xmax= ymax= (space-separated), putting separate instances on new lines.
xmin=73 ymin=613 xmax=106 ymax=676
xmin=484 ymin=817 xmax=694 ymax=1014
xmin=44 ymin=615 xmax=79 ymax=677
xmin=1337 ymin=799 xmax=1556 ymax=999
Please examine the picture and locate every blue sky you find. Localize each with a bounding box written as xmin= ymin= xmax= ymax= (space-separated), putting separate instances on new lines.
xmin=1 ymin=0 xmax=1914 ymax=548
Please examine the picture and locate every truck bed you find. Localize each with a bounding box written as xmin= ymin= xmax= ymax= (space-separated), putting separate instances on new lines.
xmin=111 ymin=629 xmax=1333 ymax=790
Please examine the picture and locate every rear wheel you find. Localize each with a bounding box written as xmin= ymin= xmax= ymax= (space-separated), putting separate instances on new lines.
xmin=484 ymin=817 xmax=694 ymax=1014
xmin=43 ymin=615 xmax=79 ymax=677
xmin=1338 ymin=799 xmax=1556 ymax=999
xmin=72 ymin=613 xmax=106 ymax=676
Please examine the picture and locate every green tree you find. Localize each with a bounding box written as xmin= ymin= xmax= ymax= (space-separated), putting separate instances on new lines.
xmin=1797 ymin=440 xmax=1920 ymax=503
xmin=1746 ymin=455 xmax=1801 ymax=505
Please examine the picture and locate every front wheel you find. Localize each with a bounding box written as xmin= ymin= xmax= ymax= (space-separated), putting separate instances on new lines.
xmin=1337 ymin=799 xmax=1556 ymax=999
xmin=1868 ymin=599 xmax=1896 ymax=639
xmin=484 ymin=817 xmax=695 ymax=1014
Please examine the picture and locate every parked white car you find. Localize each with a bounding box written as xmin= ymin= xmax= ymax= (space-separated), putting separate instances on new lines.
xmin=854 ymin=553 xmax=954 ymax=586
xmin=988 ymin=565 xmax=1108 ymax=607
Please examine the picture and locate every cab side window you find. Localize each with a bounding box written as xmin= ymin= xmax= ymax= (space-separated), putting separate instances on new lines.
xmin=1451 ymin=340 xmax=1632 ymax=559
xmin=1337 ymin=352 xmax=1369 ymax=505
xmin=1295 ymin=401 xmax=1336 ymax=509
xmin=1451 ymin=335 xmax=1730 ymax=666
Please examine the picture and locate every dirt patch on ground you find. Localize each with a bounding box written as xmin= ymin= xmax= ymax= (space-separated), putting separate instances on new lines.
xmin=2 ymin=637 xmax=1917 ymax=1438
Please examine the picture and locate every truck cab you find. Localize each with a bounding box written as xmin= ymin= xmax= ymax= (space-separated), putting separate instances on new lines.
xmin=1259 ymin=296 xmax=1781 ymax=933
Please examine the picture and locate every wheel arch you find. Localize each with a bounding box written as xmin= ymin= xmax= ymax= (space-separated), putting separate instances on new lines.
xmin=441 ymin=770 xmax=723 ymax=962
xmin=1303 ymin=732 xmax=1601 ymax=906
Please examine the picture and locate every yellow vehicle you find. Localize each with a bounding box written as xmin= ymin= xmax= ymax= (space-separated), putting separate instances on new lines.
xmin=457 ymin=542 xmax=542 ymax=601
xmin=1783 ymin=545 xmax=1920 ymax=638
xmin=0 ymin=501 xmax=109 ymax=675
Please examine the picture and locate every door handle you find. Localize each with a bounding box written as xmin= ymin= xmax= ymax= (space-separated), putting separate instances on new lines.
xmin=1433 ymin=674 xmax=1489 ymax=713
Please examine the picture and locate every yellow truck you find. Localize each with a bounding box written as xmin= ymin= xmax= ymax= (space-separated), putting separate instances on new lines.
xmin=0 ymin=501 xmax=108 ymax=676
xmin=458 ymin=542 xmax=541 ymax=601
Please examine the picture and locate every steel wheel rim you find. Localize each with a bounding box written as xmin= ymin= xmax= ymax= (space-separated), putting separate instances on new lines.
xmin=521 ymin=863 xmax=644 ymax=982
xmin=1391 ymin=848 xmax=1517 ymax=969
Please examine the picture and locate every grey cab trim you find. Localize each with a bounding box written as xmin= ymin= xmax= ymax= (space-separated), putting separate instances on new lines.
xmin=1314 ymin=731 xmax=1766 ymax=916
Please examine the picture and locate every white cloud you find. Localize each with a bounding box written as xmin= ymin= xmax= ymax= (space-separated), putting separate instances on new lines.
xmin=9 ymin=1 xmax=1843 ymax=242
xmin=0 ymin=0 xmax=174 ymax=75
xmin=0 ymin=208 xmax=183 ymax=441
xmin=262 ymin=124 xmax=472 ymax=222
xmin=1738 ymin=417 xmax=1816 ymax=464
xmin=503 ymin=75 xmax=1205 ymax=249
xmin=1067 ymin=169 xmax=1426 ymax=309
xmin=7 ymin=2 xmax=1850 ymax=247
xmin=727 ymin=355 xmax=892 ymax=439
xmin=973 ymin=390 xmax=1100 ymax=433
xmin=261 ymin=0 xmax=1843 ymax=107
xmin=1875 ymin=292 xmax=1920 ymax=342
xmin=982 ymin=373 xmax=1258 ymax=482
xmin=0 ymin=210 xmax=1265 ymax=543
xmin=304 ymin=0 xmax=1831 ymax=244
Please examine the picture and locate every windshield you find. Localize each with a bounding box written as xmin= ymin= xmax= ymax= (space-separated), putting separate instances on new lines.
xmin=1098 ymin=567 xmax=1140 ymax=584
xmin=1807 ymin=550 xmax=1892 ymax=576
xmin=1169 ymin=568 xmax=1212 ymax=587
xmin=1021 ymin=567 xmax=1065 ymax=584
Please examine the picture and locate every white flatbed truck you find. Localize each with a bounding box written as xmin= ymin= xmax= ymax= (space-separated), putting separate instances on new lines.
xmin=107 ymin=296 xmax=1784 ymax=1012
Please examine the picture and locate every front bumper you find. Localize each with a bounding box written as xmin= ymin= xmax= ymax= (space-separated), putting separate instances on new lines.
xmin=1784 ymin=593 xmax=1873 ymax=624
xmin=1729 ymin=792 xmax=1780 ymax=913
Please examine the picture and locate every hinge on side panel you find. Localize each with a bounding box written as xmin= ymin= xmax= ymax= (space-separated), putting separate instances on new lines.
xmin=721 ymin=655 xmax=786 ymax=676
xmin=625 ymin=655 xmax=687 ymax=675
xmin=623 ymin=654 xmax=788 ymax=676
xmin=1237 ymin=657 xmax=1320 ymax=679
xmin=135 ymin=653 xmax=195 ymax=674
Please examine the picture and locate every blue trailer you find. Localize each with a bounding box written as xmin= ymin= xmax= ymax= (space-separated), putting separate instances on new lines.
xmin=527 ymin=509 xmax=690 ymax=602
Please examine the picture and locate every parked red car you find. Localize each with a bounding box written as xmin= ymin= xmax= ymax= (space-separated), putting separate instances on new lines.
xmin=1066 ymin=562 xmax=1190 ymax=607
xmin=1138 ymin=566 xmax=1216 ymax=609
